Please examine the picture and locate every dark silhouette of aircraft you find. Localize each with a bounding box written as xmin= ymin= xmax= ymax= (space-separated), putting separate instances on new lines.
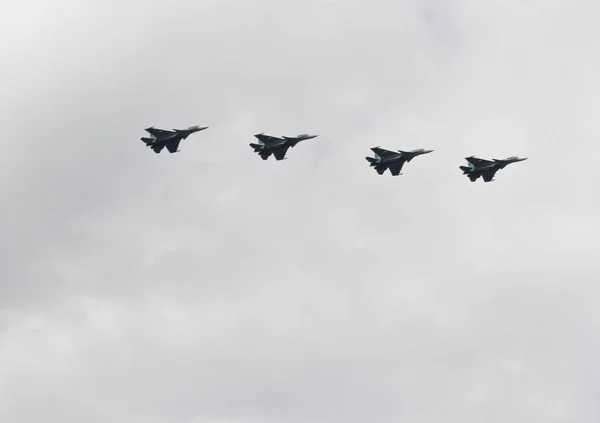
xmin=460 ymin=156 xmax=527 ymax=182
xmin=141 ymin=125 xmax=208 ymax=153
xmin=365 ymin=147 xmax=433 ymax=175
xmin=250 ymin=133 xmax=318 ymax=160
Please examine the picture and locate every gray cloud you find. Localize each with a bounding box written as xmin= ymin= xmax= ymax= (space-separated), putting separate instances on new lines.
xmin=1 ymin=0 xmax=599 ymax=422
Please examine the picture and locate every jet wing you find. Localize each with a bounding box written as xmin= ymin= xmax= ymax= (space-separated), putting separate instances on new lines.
xmin=371 ymin=147 xmax=397 ymax=158
xmin=481 ymin=168 xmax=498 ymax=182
xmin=272 ymin=145 xmax=290 ymax=161
xmin=165 ymin=139 xmax=181 ymax=153
xmin=465 ymin=157 xmax=494 ymax=167
xmin=255 ymin=134 xmax=282 ymax=145
xmin=389 ymin=161 xmax=405 ymax=176
xmin=145 ymin=127 xmax=174 ymax=138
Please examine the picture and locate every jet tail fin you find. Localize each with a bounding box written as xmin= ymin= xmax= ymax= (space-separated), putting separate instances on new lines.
xmin=365 ymin=157 xmax=378 ymax=164
xmin=141 ymin=137 xmax=154 ymax=145
xmin=459 ymin=166 xmax=471 ymax=174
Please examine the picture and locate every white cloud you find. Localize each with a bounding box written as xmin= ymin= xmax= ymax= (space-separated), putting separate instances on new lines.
xmin=1 ymin=0 xmax=599 ymax=422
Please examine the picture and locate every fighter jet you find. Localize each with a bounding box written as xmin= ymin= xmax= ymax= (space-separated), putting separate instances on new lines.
xmin=250 ymin=133 xmax=318 ymax=160
xmin=141 ymin=125 xmax=208 ymax=154
xmin=365 ymin=147 xmax=433 ymax=176
xmin=460 ymin=156 xmax=527 ymax=182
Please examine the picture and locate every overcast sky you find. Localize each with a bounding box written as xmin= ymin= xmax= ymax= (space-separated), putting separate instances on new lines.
xmin=1 ymin=0 xmax=599 ymax=422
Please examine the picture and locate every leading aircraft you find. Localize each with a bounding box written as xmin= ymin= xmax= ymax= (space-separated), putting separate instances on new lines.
xmin=365 ymin=147 xmax=433 ymax=176
xmin=250 ymin=133 xmax=318 ymax=160
xmin=460 ymin=156 xmax=527 ymax=182
xmin=141 ymin=125 xmax=208 ymax=154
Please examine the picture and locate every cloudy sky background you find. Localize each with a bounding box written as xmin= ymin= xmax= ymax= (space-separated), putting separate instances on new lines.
xmin=1 ymin=0 xmax=599 ymax=422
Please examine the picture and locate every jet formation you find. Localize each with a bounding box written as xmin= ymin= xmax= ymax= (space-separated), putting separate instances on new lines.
xmin=460 ymin=156 xmax=528 ymax=182
xmin=139 ymin=125 xmax=526 ymax=182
